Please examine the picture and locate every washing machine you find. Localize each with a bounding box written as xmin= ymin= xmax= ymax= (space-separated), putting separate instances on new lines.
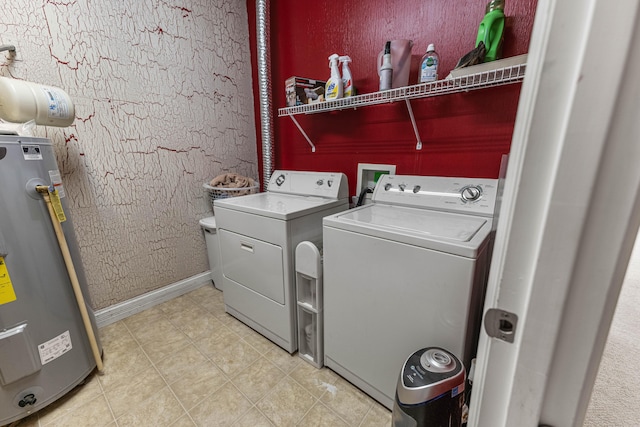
xmin=214 ymin=170 xmax=348 ymax=353
xmin=322 ymin=175 xmax=499 ymax=410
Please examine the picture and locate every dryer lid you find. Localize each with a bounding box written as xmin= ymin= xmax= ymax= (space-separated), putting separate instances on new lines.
xmin=214 ymin=192 xmax=347 ymax=220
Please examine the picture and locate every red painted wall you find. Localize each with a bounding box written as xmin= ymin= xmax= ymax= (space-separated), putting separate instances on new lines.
xmin=248 ymin=0 xmax=538 ymax=196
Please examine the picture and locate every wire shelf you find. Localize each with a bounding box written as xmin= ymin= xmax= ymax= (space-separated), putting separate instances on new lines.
xmin=278 ymin=64 xmax=527 ymax=117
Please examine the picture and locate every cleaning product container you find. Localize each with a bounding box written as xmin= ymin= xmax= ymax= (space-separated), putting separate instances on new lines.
xmin=475 ymin=0 xmax=505 ymax=62
xmin=199 ymin=216 xmax=223 ymax=290
xmin=377 ymin=39 xmax=413 ymax=88
xmin=392 ymin=347 xmax=465 ymax=427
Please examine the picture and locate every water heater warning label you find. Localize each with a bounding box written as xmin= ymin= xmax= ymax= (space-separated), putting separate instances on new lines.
xmin=0 ymin=257 xmax=17 ymax=305
xmin=39 ymin=330 xmax=73 ymax=365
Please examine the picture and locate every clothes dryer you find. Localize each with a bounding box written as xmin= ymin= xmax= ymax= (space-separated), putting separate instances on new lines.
xmin=323 ymin=175 xmax=499 ymax=410
xmin=214 ymin=171 xmax=348 ymax=353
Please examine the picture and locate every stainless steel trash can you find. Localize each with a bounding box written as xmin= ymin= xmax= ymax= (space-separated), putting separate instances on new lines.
xmin=392 ymin=347 xmax=465 ymax=427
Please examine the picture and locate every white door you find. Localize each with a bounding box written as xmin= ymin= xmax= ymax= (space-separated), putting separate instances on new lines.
xmin=468 ymin=0 xmax=640 ymax=426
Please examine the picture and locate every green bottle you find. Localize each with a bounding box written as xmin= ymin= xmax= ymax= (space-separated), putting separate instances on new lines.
xmin=475 ymin=0 xmax=505 ymax=62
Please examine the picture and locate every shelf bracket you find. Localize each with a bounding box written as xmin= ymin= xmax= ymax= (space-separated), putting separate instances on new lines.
xmin=405 ymin=99 xmax=423 ymax=150
xmin=288 ymin=114 xmax=316 ymax=152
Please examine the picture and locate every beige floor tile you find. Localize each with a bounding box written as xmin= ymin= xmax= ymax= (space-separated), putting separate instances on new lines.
xmin=129 ymin=315 xmax=184 ymax=346
xmin=264 ymin=347 xmax=301 ymax=374
xmin=212 ymin=311 xmax=238 ymax=325
xmin=193 ymin=326 xmax=240 ymax=358
xmin=297 ymin=402 xmax=349 ymax=427
xmin=170 ymin=361 xmax=228 ymax=410
xmin=233 ymin=406 xmax=274 ymax=426
xmin=104 ymin=366 xmax=166 ymax=418
xmin=289 ymin=363 xmax=340 ymax=399
xmin=231 ymin=357 xmax=285 ymax=403
xmin=256 ymin=376 xmax=316 ymax=427
xmin=158 ymin=294 xmax=200 ymax=317
xmin=189 ymin=382 xmax=252 ymax=426
xmin=37 ymin=372 xmax=103 ymax=425
xmin=171 ymin=414 xmax=197 ymax=426
xmin=320 ymin=377 xmax=373 ymax=426
xmin=361 ymin=402 xmax=393 ymax=427
xmin=242 ymin=329 xmax=277 ymax=354
xmin=141 ymin=331 xmax=191 ymax=363
xmin=98 ymin=340 xmax=152 ymax=390
xmin=168 ymin=306 xmax=225 ymax=340
xmin=156 ymin=344 xmax=210 ymax=385
xmin=42 ymin=394 xmax=114 ymax=427
xmin=186 ymin=284 xmax=220 ymax=301
xmin=226 ymin=318 xmax=257 ymax=337
xmin=198 ymin=296 xmax=226 ymax=315
xmin=115 ymin=386 xmax=185 ymax=427
xmin=123 ymin=307 xmax=165 ymax=331
xmin=99 ymin=320 xmax=136 ymax=350
xmin=210 ymin=339 xmax=261 ymax=377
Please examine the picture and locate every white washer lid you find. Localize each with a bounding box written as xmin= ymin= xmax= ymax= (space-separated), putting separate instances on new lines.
xmin=199 ymin=216 xmax=217 ymax=229
xmin=214 ymin=192 xmax=347 ymax=220
xmin=324 ymin=204 xmax=492 ymax=258
xmin=338 ymin=205 xmax=486 ymax=241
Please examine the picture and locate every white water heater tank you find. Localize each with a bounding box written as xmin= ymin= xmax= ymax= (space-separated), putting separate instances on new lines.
xmin=0 ymin=77 xmax=75 ymax=127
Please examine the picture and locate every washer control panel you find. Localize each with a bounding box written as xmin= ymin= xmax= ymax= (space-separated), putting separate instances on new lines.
xmin=373 ymin=174 xmax=499 ymax=216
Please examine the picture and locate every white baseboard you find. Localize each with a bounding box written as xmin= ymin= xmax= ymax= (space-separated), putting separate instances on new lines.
xmin=95 ymin=272 xmax=212 ymax=328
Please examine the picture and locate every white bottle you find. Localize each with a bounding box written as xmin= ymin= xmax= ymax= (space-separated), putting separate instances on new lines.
xmin=339 ymin=56 xmax=355 ymax=97
xmin=419 ymin=44 xmax=440 ymax=83
xmin=0 ymin=76 xmax=75 ymax=127
xmin=325 ymin=54 xmax=343 ymax=100
xmin=379 ymin=41 xmax=393 ymax=91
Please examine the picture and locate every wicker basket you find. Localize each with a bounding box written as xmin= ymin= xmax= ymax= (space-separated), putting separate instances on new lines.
xmin=203 ymin=182 xmax=259 ymax=211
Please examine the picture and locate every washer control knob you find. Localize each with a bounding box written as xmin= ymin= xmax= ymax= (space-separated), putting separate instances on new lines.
xmin=316 ymin=179 xmax=324 ymax=186
xmin=413 ymin=185 xmax=421 ymax=194
xmin=384 ymin=183 xmax=392 ymax=191
xmin=461 ymin=185 xmax=482 ymax=202
xmin=398 ymin=184 xmax=406 ymax=192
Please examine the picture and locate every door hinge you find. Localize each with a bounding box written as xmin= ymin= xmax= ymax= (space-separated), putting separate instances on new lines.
xmin=484 ymin=308 xmax=518 ymax=343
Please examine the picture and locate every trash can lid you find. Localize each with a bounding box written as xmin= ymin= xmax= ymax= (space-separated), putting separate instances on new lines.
xmin=199 ymin=216 xmax=217 ymax=230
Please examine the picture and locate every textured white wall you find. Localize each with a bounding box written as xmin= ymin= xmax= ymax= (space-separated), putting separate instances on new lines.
xmin=0 ymin=1 xmax=258 ymax=308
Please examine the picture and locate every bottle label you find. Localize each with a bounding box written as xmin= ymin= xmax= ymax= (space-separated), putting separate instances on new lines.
xmin=326 ymin=81 xmax=338 ymax=99
xmin=41 ymin=87 xmax=71 ymax=119
xmin=420 ymin=56 xmax=439 ymax=83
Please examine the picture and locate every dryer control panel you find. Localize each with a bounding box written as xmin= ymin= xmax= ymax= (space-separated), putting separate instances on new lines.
xmin=372 ymin=175 xmax=499 ymax=217
xmin=268 ymin=170 xmax=349 ymax=200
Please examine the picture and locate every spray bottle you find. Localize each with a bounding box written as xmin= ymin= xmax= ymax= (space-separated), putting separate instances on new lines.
xmin=339 ymin=56 xmax=355 ymax=97
xmin=325 ymin=54 xmax=343 ymax=100
xmin=379 ymin=41 xmax=393 ymax=91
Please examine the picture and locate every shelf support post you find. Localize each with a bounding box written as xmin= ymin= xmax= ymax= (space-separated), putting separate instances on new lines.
xmin=405 ymin=99 xmax=423 ymax=150
xmin=288 ymin=114 xmax=316 ymax=152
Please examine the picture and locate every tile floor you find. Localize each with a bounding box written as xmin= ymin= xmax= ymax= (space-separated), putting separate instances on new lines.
xmin=10 ymin=285 xmax=392 ymax=427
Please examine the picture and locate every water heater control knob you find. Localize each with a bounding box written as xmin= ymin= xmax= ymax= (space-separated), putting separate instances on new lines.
xmin=460 ymin=185 xmax=482 ymax=202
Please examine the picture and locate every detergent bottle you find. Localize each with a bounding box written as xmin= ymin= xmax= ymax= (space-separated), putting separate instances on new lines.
xmin=475 ymin=0 xmax=505 ymax=62
xmin=325 ymin=54 xmax=343 ymax=100
xmin=339 ymin=56 xmax=355 ymax=97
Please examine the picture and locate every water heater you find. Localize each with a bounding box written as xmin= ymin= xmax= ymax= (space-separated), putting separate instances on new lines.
xmin=0 ymin=135 xmax=101 ymax=425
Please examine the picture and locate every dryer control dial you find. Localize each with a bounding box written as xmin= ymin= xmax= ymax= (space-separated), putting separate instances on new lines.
xmin=460 ymin=185 xmax=482 ymax=202
xmin=384 ymin=183 xmax=392 ymax=191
